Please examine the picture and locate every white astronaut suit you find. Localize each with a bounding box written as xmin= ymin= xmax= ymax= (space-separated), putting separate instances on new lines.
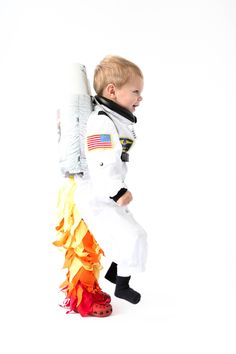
xmin=74 ymin=96 xmax=147 ymax=275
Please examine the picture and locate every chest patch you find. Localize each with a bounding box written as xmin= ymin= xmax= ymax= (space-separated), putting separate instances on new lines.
xmin=119 ymin=137 xmax=134 ymax=152
xmin=87 ymin=134 xmax=112 ymax=150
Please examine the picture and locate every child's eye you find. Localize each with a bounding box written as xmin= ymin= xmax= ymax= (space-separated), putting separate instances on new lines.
xmin=133 ymin=90 xmax=139 ymax=94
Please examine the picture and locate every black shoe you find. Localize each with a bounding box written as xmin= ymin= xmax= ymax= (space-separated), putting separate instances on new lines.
xmin=114 ymin=276 xmax=141 ymax=304
xmin=104 ymin=262 xmax=117 ymax=284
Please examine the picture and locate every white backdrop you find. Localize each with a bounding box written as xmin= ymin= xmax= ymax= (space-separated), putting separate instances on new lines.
xmin=0 ymin=0 xmax=235 ymax=353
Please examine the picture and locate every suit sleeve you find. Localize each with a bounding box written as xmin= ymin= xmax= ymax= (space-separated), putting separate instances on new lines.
xmin=85 ymin=114 xmax=127 ymax=201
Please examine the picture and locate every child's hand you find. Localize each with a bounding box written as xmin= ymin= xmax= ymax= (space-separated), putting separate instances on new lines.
xmin=117 ymin=191 xmax=133 ymax=206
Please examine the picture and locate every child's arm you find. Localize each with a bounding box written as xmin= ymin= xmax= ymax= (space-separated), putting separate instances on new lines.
xmin=109 ymin=187 xmax=133 ymax=206
xmin=116 ymin=190 xmax=133 ymax=206
xmin=86 ymin=114 xmax=130 ymax=203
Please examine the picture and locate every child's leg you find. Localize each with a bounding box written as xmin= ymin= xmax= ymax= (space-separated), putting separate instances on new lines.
xmin=114 ymin=265 xmax=141 ymax=304
xmin=115 ymin=275 xmax=141 ymax=304
xmin=105 ymin=262 xmax=141 ymax=304
xmin=105 ymin=262 xmax=117 ymax=284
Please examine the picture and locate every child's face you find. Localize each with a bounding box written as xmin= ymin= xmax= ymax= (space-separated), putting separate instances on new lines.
xmin=105 ymin=75 xmax=144 ymax=113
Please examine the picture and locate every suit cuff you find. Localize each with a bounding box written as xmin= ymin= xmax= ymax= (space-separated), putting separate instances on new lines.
xmin=110 ymin=188 xmax=127 ymax=202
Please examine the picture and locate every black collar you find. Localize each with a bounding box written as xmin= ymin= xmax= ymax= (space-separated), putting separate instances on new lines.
xmin=94 ymin=95 xmax=137 ymax=123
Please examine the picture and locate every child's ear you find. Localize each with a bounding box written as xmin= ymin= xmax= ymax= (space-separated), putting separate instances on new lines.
xmin=105 ymin=83 xmax=116 ymax=99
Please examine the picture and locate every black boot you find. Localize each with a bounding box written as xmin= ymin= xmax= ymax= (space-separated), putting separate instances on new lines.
xmin=115 ymin=276 xmax=141 ymax=304
xmin=105 ymin=262 xmax=117 ymax=284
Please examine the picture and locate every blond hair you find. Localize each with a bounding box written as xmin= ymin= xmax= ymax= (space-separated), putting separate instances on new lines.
xmin=93 ymin=55 xmax=143 ymax=96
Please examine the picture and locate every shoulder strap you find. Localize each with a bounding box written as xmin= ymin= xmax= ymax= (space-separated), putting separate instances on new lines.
xmin=97 ymin=110 xmax=129 ymax=163
xmin=98 ymin=110 xmax=109 ymax=117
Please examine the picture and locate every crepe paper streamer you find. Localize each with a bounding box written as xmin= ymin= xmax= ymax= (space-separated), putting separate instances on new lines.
xmin=53 ymin=176 xmax=107 ymax=316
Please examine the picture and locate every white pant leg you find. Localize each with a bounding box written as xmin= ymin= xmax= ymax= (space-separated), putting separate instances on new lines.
xmin=74 ymin=178 xmax=148 ymax=274
xmin=93 ymin=204 xmax=148 ymax=274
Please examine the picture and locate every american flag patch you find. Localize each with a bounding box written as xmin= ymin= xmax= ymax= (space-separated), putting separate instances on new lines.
xmin=87 ymin=134 xmax=112 ymax=150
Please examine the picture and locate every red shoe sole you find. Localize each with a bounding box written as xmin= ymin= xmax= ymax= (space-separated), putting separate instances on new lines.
xmin=89 ymin=303 xmax=112 ymax=317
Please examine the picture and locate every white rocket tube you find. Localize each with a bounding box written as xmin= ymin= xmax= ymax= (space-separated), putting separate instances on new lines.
xmin=58 ymin=63 xmax=93 ymax=176
xmin=62 ymin=63 xmax=92 ymax=96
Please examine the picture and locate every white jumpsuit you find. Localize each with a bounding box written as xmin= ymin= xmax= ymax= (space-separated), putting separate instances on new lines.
xmin=74 ymin=100 xmax=147 ymax=274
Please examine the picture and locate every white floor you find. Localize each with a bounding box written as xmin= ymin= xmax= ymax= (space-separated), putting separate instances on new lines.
xmin=1 ymin=229 xmax=235 ymax=354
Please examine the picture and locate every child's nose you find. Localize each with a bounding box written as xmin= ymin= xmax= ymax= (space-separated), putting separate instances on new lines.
xmin=138 ymin=95 xmax=143 ymax=102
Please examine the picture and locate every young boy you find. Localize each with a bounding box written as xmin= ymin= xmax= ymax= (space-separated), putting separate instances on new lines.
xmin=75 ymin=55 xmax=147 ymax=304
